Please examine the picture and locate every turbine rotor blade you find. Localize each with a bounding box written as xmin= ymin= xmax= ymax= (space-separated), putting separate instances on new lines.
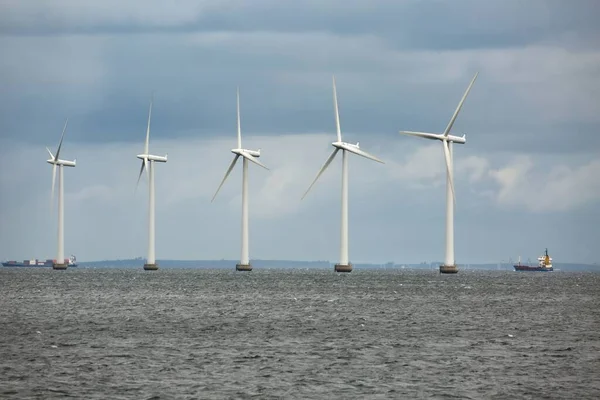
xmin=46 ymin=147 xmax=55 ymax=160
xmin=240 ymin=150 xmax=269 ymax=170
xmin=301 ymin=148 xmax=339 ymax=200
xmin=343 ymin=145 xmax=384 ymax=164
xmin=399 ymin=131 xmax=441 ymax=141
xmin=55 ymin=118 xmax=68 ymax=160
xmin=237 ymin=87 xmax=242 ymax=149
xmin=443 ymin=72 xmax=478 ymax=136
xmin=144 ymin=96 xmax=153 ymax=154
xmin=443 ymin=140 xmax=456 ymax=204
xmin=135 ymin=158 xmax=147 ymax=192
xmin=212 ymin=154 xmax=240 ymax=202
xmin=332 ymin=75 xmax=342 ymax=142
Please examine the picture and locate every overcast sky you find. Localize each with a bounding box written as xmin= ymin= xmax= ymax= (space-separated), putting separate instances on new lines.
xmin=1 ymin=0 xmax=598 ymax=264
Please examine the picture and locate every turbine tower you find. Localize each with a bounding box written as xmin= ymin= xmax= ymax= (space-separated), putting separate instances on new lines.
xmin=46 ymin=119 xmax=76 ymax=270
xmin=136 ymin=96 xmax=167 ymax=270
xmin=302 ymin=76 xmax=384 ymax=273
xmin=399 ymin=72 xmax=478 ymax=274
xmin=212 ymin=88 xmax=269 ymax=272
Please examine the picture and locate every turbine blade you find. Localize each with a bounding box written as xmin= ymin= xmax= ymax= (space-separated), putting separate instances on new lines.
xmin=237 ymin=87 xmax=242 ymax=148
xmin=46 ymin=147 xmax=55 ymax=160
xmin=399 ymin=131 xmax=441 ymax=141
xmin=51 ymin=163 xmax=57 ymax=207
xmin=239 ymin=150 xmax=269 ymax=170
xmin=144 ymin=96 xmax=153 ymax=154
xmin=443 ymin=72 xmax=478 ymax=136
xmin=55 ymin=118 xmax=68 ymax=160
xmin=443 ymin=140 xmax=456 ymax=204
xmin=301 ymin=148 xmax=339 ymax=200
xmin=332 ymin=75 xmax=342 ymax=142
xmin=135 ymin=158 xmax=147 ymax=192
xmin=344 ymin=145 xmax=384 ymax=164
xmin=212 ymin=155 xmax=240 ymax=202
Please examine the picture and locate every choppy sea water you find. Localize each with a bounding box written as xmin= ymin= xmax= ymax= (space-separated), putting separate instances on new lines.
xmin=1 ymin=268 xmax=599 ymax=399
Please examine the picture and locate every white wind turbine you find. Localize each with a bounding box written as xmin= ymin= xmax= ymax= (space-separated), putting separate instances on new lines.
xmin=211 ymin=88 xmax=269 ymax=271
xmin=302 ymin=76 xmax=384 ymax=273
xmin=46 ymin=118 xmax=76 ymax=270
xmin=136 ymin=96 xmax=167 ymax=270
xmin=399 ymin=72 xmax=478 ymax=274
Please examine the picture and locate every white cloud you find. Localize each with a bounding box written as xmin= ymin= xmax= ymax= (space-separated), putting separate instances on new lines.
xmin=1 ymin=135 xmax=598 ymax=262
xmin=457 ymin=155 xmax=490 ymax=183
xmin=489 ymin=156 xmax=600 ymax=212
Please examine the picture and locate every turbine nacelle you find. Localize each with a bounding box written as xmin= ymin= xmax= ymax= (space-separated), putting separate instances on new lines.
xmin=137 ymin=154 xmax=168 ymax=163
xmin=332 ymin=141 xmax=384 ymax=164
xmin=332 ymin=141 xmax=361 ymax=149
xmin=232 ymin=148 xmax=260 ymax=158
xmin=46 ymin=159 xmax=76 ymax=167
xmin=398 ymin=131 xmax=466 ymax=144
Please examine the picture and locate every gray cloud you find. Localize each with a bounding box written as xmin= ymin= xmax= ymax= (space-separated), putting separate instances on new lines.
xmin=1 ymin=31 xmax=598 ymax=155
xmin=2 ymin=1 xmax=598 ymax=50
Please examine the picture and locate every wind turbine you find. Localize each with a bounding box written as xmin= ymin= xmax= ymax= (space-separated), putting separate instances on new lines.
xmin=46 ymin=118 xmax=76 ymax=270
xmin=302 ymin=76 xmax=384 ymax=273
xmin=399 ymin=72 xmax=478 ymax=274
xmin=211 ymin=88 xmax=269 ymax=272
xmin=136 ymin=95 xmax=167 ymax=270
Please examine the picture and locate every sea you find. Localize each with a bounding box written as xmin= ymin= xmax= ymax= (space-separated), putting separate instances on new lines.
xmin=1 ymin=268 xmax=599 ymax=399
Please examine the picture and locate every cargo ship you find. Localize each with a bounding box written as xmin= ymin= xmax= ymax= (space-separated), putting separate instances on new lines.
xmin=513 ymin=249 xmax=553 ymax=272
xmin=2 ymin=255 xmax=77 ymax=267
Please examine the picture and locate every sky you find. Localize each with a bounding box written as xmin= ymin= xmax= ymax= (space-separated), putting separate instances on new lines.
xmin=0 ymin=0 xmax=599 ymax=264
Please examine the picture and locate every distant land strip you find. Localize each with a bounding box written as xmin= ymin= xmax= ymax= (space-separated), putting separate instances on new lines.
xmin=75 ymin=259 xmax=600 ymax=272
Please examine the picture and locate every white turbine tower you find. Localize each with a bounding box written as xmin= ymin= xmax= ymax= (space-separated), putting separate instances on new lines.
xmin=399 ymin=72 xmax=478 ymax=274
xmin=136 ymin=96 xmax=167 ymax=270
xmin=46 ymin=118 xmax=76 ymax=270
xmin=212 ymin=88 xmax=269 ymax=271
xmin=302 ymin=76 xmax=384 ymax=273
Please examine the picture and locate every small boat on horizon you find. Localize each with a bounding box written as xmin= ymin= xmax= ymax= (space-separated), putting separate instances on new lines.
xmin=514 ymin=249 xmax=553 ymax=272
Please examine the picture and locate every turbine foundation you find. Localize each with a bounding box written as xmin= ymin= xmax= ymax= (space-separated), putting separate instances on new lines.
xmin=236 ymin=263 xmax=252 ymax=272
xmin=440 ymin=264 xmax=458 ymax=274
xmin=334 ymin=263 xmax=353 ymax=273
xmin=52 ymin=263 xmax=67 ymax=270
xmin=144 ymin=263 xmax=158 ymax=271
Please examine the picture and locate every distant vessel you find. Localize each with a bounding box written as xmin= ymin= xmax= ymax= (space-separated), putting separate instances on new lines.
xmin=2 ymin=255 xmax=77 ymax=267
xmin=514 ymin=249 xmax=553 ymax=272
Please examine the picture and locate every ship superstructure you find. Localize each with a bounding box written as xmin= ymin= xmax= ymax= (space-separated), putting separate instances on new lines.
xmin=514 ymin=249 xmax=553 ymax=272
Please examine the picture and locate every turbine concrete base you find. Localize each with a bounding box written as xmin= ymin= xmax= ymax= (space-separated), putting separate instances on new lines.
xmin=236 ymin=263 xmax=252 ymax=271
xmin=52 ymin=263 xmax=68 ymax=270
xmin=440 ymin=264 xmax=459 ymax=274
xmin=334 ymin=263 xmax=353 ymax=273
xmin=144 ymin=263 xmax=158 ymax=271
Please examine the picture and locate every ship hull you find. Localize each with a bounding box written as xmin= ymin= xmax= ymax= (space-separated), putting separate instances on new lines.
xmin=514 ymin=265 xmax=553 ymax=272
xmin=2 ymin=259 xmax=77 ymax=267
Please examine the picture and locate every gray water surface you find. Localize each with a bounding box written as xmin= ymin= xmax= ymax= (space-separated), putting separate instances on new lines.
xmin=1 ymin=268 xmax=599 ymax=399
